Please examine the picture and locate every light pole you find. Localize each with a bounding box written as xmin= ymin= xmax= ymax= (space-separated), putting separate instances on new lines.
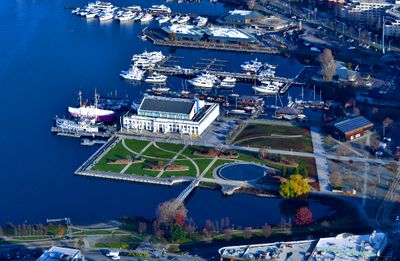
xmin=358 ymin=27 xmax=362 ymax=42
xmin=368 ymin=31 xmax=372 ymax=43
xmin=374 ymin=34 xmax=378 ymax=45
xmin=388 ymin=39 xmax=393 ymax=51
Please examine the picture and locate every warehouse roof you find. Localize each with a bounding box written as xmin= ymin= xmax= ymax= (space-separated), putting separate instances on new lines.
xmin=139 ymin=96 xmax=195 ymax=114
xmin=334 ymin=116 xmax=373 ymax=134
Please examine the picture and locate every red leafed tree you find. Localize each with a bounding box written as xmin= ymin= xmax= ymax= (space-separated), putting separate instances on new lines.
xmin=175 ymin=213 xmax=185 ymax=227
xmin=294 ymin=207 xmax=313 ymax=225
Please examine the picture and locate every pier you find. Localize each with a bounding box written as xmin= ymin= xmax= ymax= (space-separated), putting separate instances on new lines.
xmin=51 ymin=126 xmax=114 ymax=138
xmin=148 ymin=64 xmax=295 ymax=88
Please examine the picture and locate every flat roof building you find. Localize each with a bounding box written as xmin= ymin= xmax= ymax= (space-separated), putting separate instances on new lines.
xmin=325 ymin=116 xmax=374 ymax=141
xmin=122 ymin=96 xmax=220 ymax=136
xmin=161 ymin=24 xmax=256 ymax=44
xmin=37 ymin=247 xmax=82 ymax=261
xmin=219 ymin=231 xmax=386 ymax=261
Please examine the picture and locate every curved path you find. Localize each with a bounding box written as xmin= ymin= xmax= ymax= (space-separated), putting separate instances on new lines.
xmin=232 ymin=134 xmax=303 ymax=146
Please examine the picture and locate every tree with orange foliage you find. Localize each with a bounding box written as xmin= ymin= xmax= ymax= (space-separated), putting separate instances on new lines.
xmin=294 ymin=207 xmax=313 ymax=225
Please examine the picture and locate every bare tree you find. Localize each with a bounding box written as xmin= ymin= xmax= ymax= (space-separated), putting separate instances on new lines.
xmin=317 ymin=49 xmax=336 ymax=81
xmin=330 ymin=171 xmax=342 ymax=188
xmin=244 ymin=227 xmax=253 ymax=239
xmin=262 ymin=223 xmax=272 ymax=238
xmin=382 ymin=117 xmax=393 ymax=137
xmin=223 ymin=228 xmax=234 ymax=241
xmin=138 ymin=222 xmax=147 ymax=234
xmin=247 ymin=0 xmax=255 ymax=9
xmin=156 ymin=200 xmax=187 ymax=228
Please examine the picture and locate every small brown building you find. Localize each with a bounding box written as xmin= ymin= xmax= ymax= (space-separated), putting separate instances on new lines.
xmin=329 ymin=116 xmax=374 ymax=141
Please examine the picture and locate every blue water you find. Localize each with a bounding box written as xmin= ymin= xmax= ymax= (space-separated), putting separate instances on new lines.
xmin=0 ymin=0 xmax=342 ymax=226
xmin=218 ymin=163 xmax=266 ymax=181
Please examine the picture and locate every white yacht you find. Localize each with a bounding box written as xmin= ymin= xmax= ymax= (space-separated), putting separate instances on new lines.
xmin=120 ymin=66 xmax=144 ymax=81
xmin=140 ymin=13 xmax=153 ymax=23
xmin=157 ymin=15 xmax=171 ymax=24
xmin=126 ymin=5 xmax=142 ymax=12
xmin=134 ymin=12 xmax=144 ymax=21
xmin=72 ymin=8 xmax=81 ymax=14
xmin=132 ymin=51 xmax=165 ymax=64
xmin=151 ymin=85 xmax=170 ymax=93
xmin=241 ymin=58 xmax=263 ymax=73
xmin=145 ymin=73 xmax=167 ymax=83
xmin=98 ymin=12 xmax=114 ymax=21
xmin=170 ymin=15 xmax=180 ymax=23
xmin=116 ymin=11 xmax=135 ymax=21
xmin=189 ymin=76 xmax=214 ymax=88
xmin=85 ymin=11 xmax=99 ymax=19
xmin=259 ymin=69 xmax=275 ymax=79
xmin=148 ymin=5 xmax=171 ymax=14
xmin=221 ymin=77 xmax=236 ymax=84
xmin=264 ymin=63 xmax=277 ymax=69
xmin=252 ymin=83 xmax=279 ymax=95
xmin=193 ymin=16 xmax=208 ymax=26
xmin=177 ymin=15 xmax=191 ymax=24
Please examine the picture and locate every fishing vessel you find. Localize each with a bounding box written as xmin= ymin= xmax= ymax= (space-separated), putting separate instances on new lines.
xmin=145 ymin=73 xmax=167 ymax=83
xmin=68 ymin=91 xmax=115 ymax=122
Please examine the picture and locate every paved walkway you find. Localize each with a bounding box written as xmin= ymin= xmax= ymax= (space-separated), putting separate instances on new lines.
xmin=156 ymin=144 xmax=188 ymax=178
xmin=310 ymin=127 xmax=330 ymax=192
xmin=120 ymin=140 xmax=153 ymax=174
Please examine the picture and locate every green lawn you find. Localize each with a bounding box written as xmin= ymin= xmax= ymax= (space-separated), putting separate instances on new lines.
xmin=91 ymin=141 xmax=133 ymax=172
xmin=124 ymin=139 xmax=150 ymax=153
xmin=194 ymin=159 xmax=214 ymax=175
xmin=156 ymin=142 xmax=185 ymax=153
xmin=161 ymin=160 xmax=197 ymax=178
xmin=94 ymin=235 xmax=140 ymax=249
xmin=203 ymin=159 xmax=233 ymax=179
xmin=233 ymin=123 xmax=313 ymax=153
xmin=142 ymin=144 xmax=176 ymax=159
xmin=125 ymin=160 xmax=161 ymax=177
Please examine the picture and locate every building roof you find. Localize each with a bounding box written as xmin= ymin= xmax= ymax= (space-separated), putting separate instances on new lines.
xmin=206 ymin=27 xmax=251 ymax=39
xmin=312 ymin=232 xmax=386 ymax=261
xmin=226 ymin=9 xmax=264 ymax=19
xmin=139 ymin=96 xmax=195 ymax=114
xmin=37 ymin=247 xmax=81 ymax=261
xmin=334 ymin=116 xmax=373 ymax=134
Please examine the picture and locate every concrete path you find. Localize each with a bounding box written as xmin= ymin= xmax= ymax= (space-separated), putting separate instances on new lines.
xmin=199 ymin=156 xmax=219 ymax=178
xmin=121 ymin=140 xmax=153 ymax=174
xmin=310 ymin=127 xmax=330 ymax=192
xmin=156 ymin=144 xmax=188 ymax=178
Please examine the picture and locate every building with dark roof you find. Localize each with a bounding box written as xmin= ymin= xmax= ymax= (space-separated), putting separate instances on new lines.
xmin=325 ymin=116 xmax=374 ymax=141
xmin=122 ymin=96 xmax=220 ymax=136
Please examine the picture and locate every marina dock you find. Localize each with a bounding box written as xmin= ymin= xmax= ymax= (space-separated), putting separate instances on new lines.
xmin=147 ymin=64 xmax=295 ymax=90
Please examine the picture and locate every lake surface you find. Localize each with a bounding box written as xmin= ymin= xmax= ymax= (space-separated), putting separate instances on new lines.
xmin=0 ymin=0 xmax=347 ymax=226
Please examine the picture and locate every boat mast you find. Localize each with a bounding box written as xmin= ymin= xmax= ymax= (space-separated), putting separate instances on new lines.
xmin=94 ymin=89 xmax=99 ymax=108
xmin=78 ymin=90 xmax=83 ymax=107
